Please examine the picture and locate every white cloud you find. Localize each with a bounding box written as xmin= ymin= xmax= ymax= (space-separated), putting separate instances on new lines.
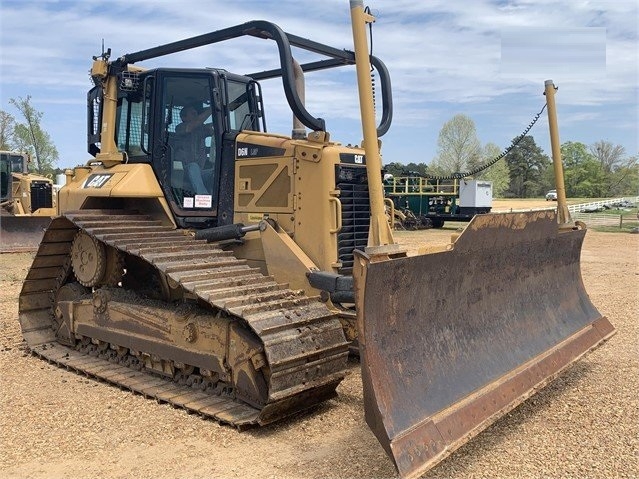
xmin=0 ymin=0 xmax=636 ymax=168
xmin=500 ymin=27 xmax=607 ymax=80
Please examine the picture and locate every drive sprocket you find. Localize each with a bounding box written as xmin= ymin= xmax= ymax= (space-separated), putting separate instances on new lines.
xmin=71 ymin=231 xmax=106 ymax=287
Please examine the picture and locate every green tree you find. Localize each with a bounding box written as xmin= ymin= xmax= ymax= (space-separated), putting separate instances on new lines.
xmin=383 ymin=161 xmax=428 ymax=177
xmin=561 ymin=141 xmax=606 ymax=197
xmin=606 ymin=155 xmax=638 ymax=197
xmin=477 ymin=143 xmax=510 ymax=197
xmin=430 ymin=114 xmax=481 ymax=175
xmin=0 ymin=110 xmax=16 ymax=151
xmin=383 ymin=162 xmax=404 ymax=176
xmin=9 ymin=96 xmax=58 ymax=174
xmin=404 ymin=162 xmax=429 ymax=176
xmin=588 ymin=141 xmax=639 ymax=197
xmin=590 ymin=140 xmax=626 ymax=174
xmin=505 ymin=135 xmax=550 ymax=197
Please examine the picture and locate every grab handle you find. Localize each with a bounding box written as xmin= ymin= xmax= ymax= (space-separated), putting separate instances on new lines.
xmin=384 ymin=197 xmax=395 ymax=230
xmin=329 ymin=197 xmax=342 ymax=234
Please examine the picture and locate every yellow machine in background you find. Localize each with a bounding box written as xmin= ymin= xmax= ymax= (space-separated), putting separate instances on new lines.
xmin=0 ymin=151 xmax=56 ymax=251
xmin=17 ymin=2 xmax=613 ymax=478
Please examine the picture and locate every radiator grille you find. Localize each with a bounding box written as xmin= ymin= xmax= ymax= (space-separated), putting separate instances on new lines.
xmin=335 ymin=165 xmax=370 ymax=275
xmin=30 ymin=181 xmax=53 ymax=211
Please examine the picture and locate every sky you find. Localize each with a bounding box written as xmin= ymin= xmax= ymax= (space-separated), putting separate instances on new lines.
xmin=0 ymin=0 xmax=637 ymax=171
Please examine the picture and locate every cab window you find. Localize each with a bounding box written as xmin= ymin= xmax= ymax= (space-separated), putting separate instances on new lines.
xmin=162 ymin=75 xmax=217 ymax=210
xmin=226 ymin=79 xmax=260 ymax=131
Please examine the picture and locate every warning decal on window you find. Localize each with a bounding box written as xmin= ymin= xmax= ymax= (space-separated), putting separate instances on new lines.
xmin=194 ymin=195 xmax=212 ymax=208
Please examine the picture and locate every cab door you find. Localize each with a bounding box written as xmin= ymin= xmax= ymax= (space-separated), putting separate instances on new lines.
xmin=154 ymin=71 xmax=222 ymax=227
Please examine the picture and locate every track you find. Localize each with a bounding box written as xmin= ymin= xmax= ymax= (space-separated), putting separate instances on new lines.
xmin=18 ymin=210 xmax=349 ymax=428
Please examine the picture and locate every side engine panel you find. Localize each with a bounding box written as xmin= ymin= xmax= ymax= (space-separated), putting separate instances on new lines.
xmin=231 ymin=132 xmax=369 ymax=276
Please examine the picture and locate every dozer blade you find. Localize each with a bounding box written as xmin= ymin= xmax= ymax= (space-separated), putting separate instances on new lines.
xmin=0 ymin=214 xmax=52 ymax=252
xmin=353 ymin=210 xmax=615 ymax=479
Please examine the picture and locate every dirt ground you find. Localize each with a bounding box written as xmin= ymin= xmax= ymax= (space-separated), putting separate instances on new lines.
xmin=1 ymin=216 xmax=637 ymax=479
xmin=491 ymin=198 xmax=556 ymax=211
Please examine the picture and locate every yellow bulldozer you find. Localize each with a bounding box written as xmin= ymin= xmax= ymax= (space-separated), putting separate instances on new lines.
xmin=0 ymin=150 xmax=56 ymax=252
xmin=17 ymin=3 xmax=614 ymax=478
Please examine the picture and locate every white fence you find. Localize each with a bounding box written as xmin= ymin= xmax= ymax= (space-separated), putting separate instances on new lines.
xmin=567 ymin=197 xmax=639 ymax=214
xmin=494 ymin=196 xmax=638 ymax=228
xmin=500 ymin=197 xmax=638 ymax=214
xmin=490 ymin=196 xmax=639 ymax=228
xmin=572 ymin=213 xmax=624 ymax=227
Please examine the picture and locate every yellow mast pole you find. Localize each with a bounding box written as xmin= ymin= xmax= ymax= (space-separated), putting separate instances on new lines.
xmin=349 ymin=0 xmax=395 ymax=247
xmin=91 ymin=58 xmax=124 ymax=167
xmin=544 ymin=80 xmax=571 ymax=225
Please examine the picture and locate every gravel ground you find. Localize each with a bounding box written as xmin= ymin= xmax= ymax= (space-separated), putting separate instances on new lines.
xmin=0 ymin=228 xmax=637 ymax=479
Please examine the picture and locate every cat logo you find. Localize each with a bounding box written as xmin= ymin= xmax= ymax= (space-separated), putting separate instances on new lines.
xmin=338 ymin=153 xmax=367 ymax=164
xmin=83 ymin=174 xmax=113 ymax=189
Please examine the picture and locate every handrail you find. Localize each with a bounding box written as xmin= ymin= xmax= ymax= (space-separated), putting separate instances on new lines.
xmin=383 ymin=176 xmax=460 ymax=196
xmin=113 ymin=20 xmax=393 ymax=137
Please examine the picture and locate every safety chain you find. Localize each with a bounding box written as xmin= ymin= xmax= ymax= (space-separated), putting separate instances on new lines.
xmin=400 ymin=103 xmax=548 ymax=181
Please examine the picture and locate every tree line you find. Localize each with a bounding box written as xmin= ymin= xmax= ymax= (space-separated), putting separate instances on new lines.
xmin=2 ymin=99 xmax=637 ymax=199
xmin=384 ymin=114 xmax=638 ymax=198
xmin=1 ymin=96 xmax=59 ymax=176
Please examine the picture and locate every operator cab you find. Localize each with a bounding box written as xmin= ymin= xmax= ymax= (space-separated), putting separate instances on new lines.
xmin=88 ymin=68 xmax=265 ymax=229
xmin=0 ymin=152 xmax=28 ymax=201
